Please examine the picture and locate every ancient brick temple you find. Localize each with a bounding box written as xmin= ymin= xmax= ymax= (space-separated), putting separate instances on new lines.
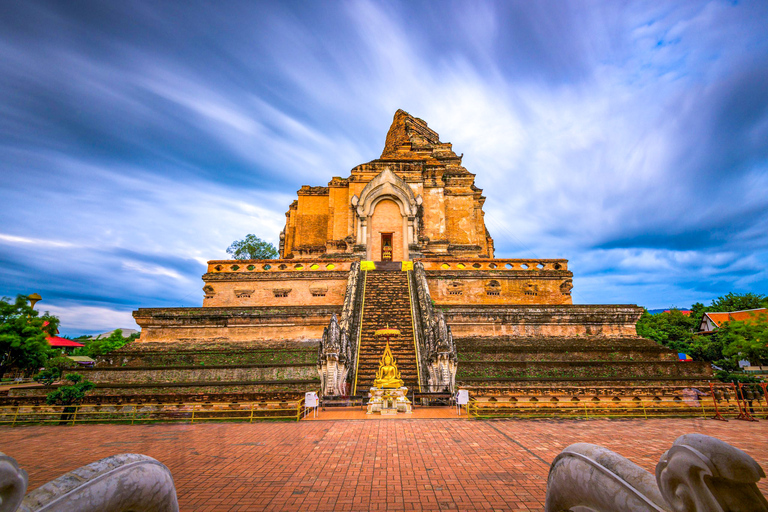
xmin=281 ymin=109 xmax=494 ymax=262
xmin=121 ymin=110 xmax=711 ymax=400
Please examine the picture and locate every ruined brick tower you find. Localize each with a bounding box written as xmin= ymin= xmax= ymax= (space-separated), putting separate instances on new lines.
xmin=126 ymin=110 xmax=711 ymax=399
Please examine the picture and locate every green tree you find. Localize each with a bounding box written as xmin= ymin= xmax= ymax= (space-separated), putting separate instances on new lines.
xmin=45 ymin=373 xmax=95 ymax=406
xmin=710 ymin=292 xmax=767 ymax=312
xmin=636 ymin=308 xmax=696 ymax=353
xmin=77 ymin=329 xmax=139 ymax=357
xmin=226 ymin=234 xmax=278 ymax=260
xmin=719 ymin=314 xmax=768 ymax=367
xmin=0 ymin=295 xmax=58 ymax=378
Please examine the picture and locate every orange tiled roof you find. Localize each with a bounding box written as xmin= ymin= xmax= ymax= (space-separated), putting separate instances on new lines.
xmin=705 ymin=308 xmax=768 ymax=328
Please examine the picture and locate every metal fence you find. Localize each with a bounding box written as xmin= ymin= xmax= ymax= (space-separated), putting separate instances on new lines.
xmin=0 ymin=400 xmax=305 ymax=426
xmin=466 ymin=383 xmax=768 ymax=421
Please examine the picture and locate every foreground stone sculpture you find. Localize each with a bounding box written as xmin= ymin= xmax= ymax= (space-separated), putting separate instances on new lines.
xmin=545 ymin=433 xmax=768 ymax=512
xmin=0 ymin=452 xmax=178 ymax=512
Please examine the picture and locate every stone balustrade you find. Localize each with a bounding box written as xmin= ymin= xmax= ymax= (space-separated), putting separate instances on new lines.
xmin=417 ymin=258 xmax=568 ymax=271
xmin=206 ymin=259 xmax=353 ymax=273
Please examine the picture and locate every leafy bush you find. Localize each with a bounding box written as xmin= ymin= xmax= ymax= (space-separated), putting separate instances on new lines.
xmin=46 ymin=373 xmax=95 ymax=405
xmin=34 ymin=366 xmax=61 ymax=386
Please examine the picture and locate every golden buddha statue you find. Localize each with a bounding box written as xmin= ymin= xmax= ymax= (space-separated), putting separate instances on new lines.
xmin=373 ymin=341 xmax=404 ymax=389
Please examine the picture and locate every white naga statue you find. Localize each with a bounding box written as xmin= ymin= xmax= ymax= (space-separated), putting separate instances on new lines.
xmin=546 ymin=433 xmax=768 ymax=512
xmin=0 ymin=452 xmax=178 ymax=512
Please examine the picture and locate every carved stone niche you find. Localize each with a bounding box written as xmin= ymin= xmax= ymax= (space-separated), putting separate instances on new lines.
xmin=446 ymin=281 xmax=463 ymax=296
xmin=560 ymin=279 xmax=573 ymax=296
xmin=202 ymin=285 xmax=215 ymax=299
xmin=524 ymin=282 xmax=539 ymax=296
xmin=234 ymin=289 xmax=254 ymax=299
xmin=272 ymin=288 xmax=291 ymax=298
xmin=485 ymin=280 xmax=501 ymax=296
xmin=309 ymin=283 xmax=328 ymax=297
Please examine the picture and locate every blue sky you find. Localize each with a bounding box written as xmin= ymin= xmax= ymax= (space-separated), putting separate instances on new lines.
xmin=1 ymin=1 xmax=767 ymax=335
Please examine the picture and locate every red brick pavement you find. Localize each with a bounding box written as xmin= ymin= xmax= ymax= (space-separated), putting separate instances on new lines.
xmin=1 ymin=418 xmax=766 ymax=511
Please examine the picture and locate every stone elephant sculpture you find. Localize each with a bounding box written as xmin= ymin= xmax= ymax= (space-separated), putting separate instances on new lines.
xmin=545 ymin=433 xmax=768 ymax=512
xmin=0 ymin=452 xmax=178 ymax=512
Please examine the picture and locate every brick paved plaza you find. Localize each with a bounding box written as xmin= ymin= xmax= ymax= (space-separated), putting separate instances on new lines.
xmin=2 ymin=416 xmax=767 ymax=511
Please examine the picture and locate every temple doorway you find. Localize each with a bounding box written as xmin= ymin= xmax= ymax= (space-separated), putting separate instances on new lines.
xmin=369 ymin=199 xmax=404 ymax=261
xmin=381 ymin=233 xmax=393 ymax=261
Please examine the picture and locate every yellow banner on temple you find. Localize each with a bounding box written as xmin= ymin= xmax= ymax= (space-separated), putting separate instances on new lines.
xmin=361 ymin=261 xmax=375 ymax=271
xmin=401 ymin=261 xmax=413 ymax=271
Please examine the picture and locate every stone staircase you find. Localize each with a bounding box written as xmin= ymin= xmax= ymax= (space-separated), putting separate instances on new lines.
xmin=354 ymin=270 xmax=420 ymax=394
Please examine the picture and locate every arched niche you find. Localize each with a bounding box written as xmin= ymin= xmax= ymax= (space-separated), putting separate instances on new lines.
xmin=351 ymin=168 xmax=422 ymax=261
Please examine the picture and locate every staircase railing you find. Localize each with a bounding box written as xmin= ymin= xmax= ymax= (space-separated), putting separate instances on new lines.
xmin=317 ymin=262 xmax=364 ymax=396
xmin=409 ymin=262 xmax=458 ymax=393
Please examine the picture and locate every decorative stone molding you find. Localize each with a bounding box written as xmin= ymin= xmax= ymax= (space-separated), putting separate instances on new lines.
xmin=545 ymin=433 xmax=768 ymax=512
xmin=355 ymin=168 xmax=421 ymax=218
xmin=309 ymin=283 xmax=328 ymax=297
xmin=0 ymin=452 xmax=178 ymax=512
xmin=272 ymin=288 xmax=291 ymax=298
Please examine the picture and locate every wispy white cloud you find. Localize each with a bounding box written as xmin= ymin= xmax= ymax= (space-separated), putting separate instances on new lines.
xmin=0 ymin=234 xmax=75 ymax=248
xmin=42 ymin=304 xmax=138 ymax=335
xmin=0 ymin=0 xmax=766 ymax=331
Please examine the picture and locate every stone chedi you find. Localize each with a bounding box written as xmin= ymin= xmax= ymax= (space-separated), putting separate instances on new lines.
xmin=109 ymin=109 xmax=713 ymax=403
xmin=281 ymin=109 xmax=494 ymax=262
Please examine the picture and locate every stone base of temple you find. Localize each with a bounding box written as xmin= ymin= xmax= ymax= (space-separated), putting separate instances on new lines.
xmin=132 ymin=306 xmax=340 ymax=343
xmin=367 ymin=387 xmax=412 ymax=414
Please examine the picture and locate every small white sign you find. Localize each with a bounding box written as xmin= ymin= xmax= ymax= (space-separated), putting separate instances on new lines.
xmin=457 ymin=389 xmax=469 ymax=405
xmin=305 ymin=392 xmax=319 ymax=407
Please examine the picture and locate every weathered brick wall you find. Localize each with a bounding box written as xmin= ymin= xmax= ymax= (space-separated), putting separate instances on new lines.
xmin=454 ymin=335 xmax=713 ymax=387
xmin=203 ymin=276 xmax=347 ymax=307
xmin=202 ymin=261 xmax=351 ymax=307
xmin=443 ymin=304 xmax=643 ymax=338
xmin=98 ymin=342 xmax=317 ymax=367
xmin=295 ymin=192 xmax=329 ymax=246
xmin=79 ymin=365 xmax=317 ymax=384
xmin=133 ymin=306 xmax=340 ymax=343
xmin=456 ymin=336 xmax=678 ymax=362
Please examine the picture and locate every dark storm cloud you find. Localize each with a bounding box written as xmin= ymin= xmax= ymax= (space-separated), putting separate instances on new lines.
xmin=0 ymin=0 xmax=766 ymax=332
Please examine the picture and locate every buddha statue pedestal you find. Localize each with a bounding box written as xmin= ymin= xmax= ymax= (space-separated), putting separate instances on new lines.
xmin=367 ymin=387 xmax=412 ymax=415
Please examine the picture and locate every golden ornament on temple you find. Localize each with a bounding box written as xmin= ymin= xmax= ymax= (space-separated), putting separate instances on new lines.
xmin=373 ymin=340 xmax=404 ymax=389
xmin=374 ymin=326 xmax=401 ymax=337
